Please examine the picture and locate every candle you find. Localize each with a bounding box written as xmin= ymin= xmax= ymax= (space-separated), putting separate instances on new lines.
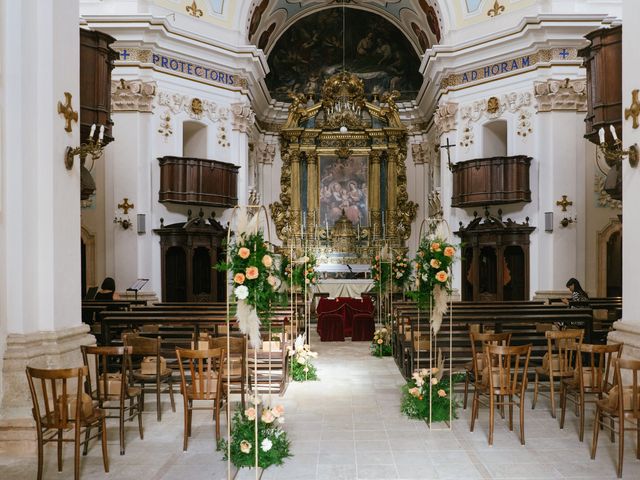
xmin=610 ymin=125 xmax=618 ymax=141
xmin=98 ymin=125 xmax=105 ymax=142
xmin=89 ymin=124 xmax=96 ymax=139
xmin=598 ymin=127 xmax=606 ymax=145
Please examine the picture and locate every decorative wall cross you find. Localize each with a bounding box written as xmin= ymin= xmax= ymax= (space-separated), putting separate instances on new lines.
xmin=625 ymin=89 xmax=640 ymax=129
xmin=487 ymin=0 xmax=505 ymax=17
xmin=556 ymin=195 xmax=573 ymax=212
xmin=186 ymin=1 xmax=203 ymax=17
xmin=118 ymin=198 xmax=135 ymax=214
xmin=57 ymin=92 xmax=78 ymax=133
xmin=438 ymin=137 xmax=456 ymax=171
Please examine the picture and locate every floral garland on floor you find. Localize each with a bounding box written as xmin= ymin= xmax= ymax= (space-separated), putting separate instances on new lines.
xmin=409 ymin=235 xmax=456 ymax=334
xmin=400 ymin=354 xmax=464 ymax=422
xmin=370 ymin=326 xmax=392 ymax=357
xmin=215 ymin=209 xmax=279 ymax=348
xmin=392 ymin=254 xmax=412 ymax=290
xmin=288 ymin=334 xmax=318 ymax=381
xmin=219 ymin=401 xmax=291 ymax=469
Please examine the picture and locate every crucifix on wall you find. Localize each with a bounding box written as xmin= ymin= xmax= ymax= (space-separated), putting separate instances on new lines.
xmin=438 ymin=137 xmax=456 ymax=171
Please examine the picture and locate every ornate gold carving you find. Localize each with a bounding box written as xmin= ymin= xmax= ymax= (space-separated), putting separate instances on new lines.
xmin=487 ymin=97 xmax=500 ymax=114
xmin=186 ymin=1 xmax=203 ymax=17
xmin=118 ymin=198 xmax=134 ymax=214
xmin=336 ymin=147 xmax=352 ymax=159
xmin=487 ymin=0 xmax=505 ymax=17
xmin=556 ymin=195 xmax=573 ymax=212
xmin=57 ymin=92 xmax=78 ymax=133
xmin=191 ymin=98 xmax=203 ymax=116
xmin=625 ymin=89 xmax=640 ymax=129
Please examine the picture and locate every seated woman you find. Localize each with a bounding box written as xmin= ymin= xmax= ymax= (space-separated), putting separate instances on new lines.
xmin=94 ymin=277 xmax=120 ymax=301
xmin=562 ymin=277 xmax=589 ymax=305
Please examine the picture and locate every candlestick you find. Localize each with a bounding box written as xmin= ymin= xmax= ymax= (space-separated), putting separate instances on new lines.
xmin=610 ymin=124 xmax=618 ymax=141
xmin=598 ymin=127 xmax=606 ymax=145
xmin=89 ymin=124 xmax=96 ymax=139
xmin=98 ymin=125 xmax=105 ymax=142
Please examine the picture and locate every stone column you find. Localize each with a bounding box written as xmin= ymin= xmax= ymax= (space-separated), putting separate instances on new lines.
xmin=369 ymin=150 xmax=382 ymax=239
xmin=231 ymin=101 xmax=255 ymax=207
xmin=610 ymin=0 xmax=640 ymax=359
xmin=0 ymin=0 xmax=94 ymax=450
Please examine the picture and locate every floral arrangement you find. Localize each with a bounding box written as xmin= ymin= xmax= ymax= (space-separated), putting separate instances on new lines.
xmin=409 ymin=235 xmax=456 ymax=334
xmin=219 ymin=401 xmax=291 ymax=469
xmin=216 ymin=209 xmax=279 ymax=347
xmin=370 ymin=326 xmax=392 ymax=357
xmin=288 ymin=334 xmax=318 ymax=381
xmin=400 ymin=354 xmax=463 ymax=422
xmin=371 ymin=254 xmax=391 ymax=292
xmin=280 ymin=254 xmax=318 ymax=290
xmin=392 ymin=254 xmax=412 ymax=289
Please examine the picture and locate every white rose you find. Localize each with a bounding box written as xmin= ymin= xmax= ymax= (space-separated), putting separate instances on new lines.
xmin=234 ymin=285 xmax=249 ymax=300
xmin=297 ymin=356 xmax=306 ymax=365
xmin=422 ymin=273 xmax=429 ymax=281
xmin=261 ymin=438 xmax=273 ymax=452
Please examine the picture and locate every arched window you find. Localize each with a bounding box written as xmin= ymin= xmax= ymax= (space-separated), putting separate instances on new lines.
xmin=483 ymin=120 xmax=508 ymax=157
xmin=183 ymin=121 xmax=207 ymax=158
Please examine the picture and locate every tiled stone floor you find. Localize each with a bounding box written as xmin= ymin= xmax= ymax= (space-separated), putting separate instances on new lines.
xmin=2 ymin=333 xmax=640 ymax=479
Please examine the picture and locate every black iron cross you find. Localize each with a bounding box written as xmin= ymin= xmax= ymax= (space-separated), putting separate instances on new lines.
xmin=439 ymin=137 xmax=456 ymax=171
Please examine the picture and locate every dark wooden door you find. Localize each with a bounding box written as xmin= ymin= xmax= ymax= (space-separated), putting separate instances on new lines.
xmin=165 ymin=247 xmax=187 ymax=302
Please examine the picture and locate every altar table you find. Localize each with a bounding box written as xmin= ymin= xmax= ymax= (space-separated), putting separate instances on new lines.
xmin=317 ymin=296 xmax=375 ymax=341
xmin=315 ymin=279 xmax=374 ymax=299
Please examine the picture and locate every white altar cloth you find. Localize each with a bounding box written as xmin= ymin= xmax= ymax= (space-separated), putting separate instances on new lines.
xmin=315 ymin=279 xmax=374 ymax=299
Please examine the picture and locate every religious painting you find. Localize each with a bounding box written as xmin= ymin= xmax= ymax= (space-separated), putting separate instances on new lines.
xmin=319 ymin=155 xmax=368 ymax=227
xmin=266 ymin=8 xmax=422 ymax=102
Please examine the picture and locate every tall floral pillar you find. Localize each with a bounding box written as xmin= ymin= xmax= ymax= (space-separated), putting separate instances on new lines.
xmin=0 ymin=0 xmax=94 ymax=449
xmin=231 ymin=101 xmax=255 ymax=207
xmin=610 ymin=0 xmax=640 ymax=359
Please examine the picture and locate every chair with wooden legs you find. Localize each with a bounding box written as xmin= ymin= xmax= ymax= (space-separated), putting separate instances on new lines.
xmin=470 ymin=343 xmax=532 ymax=446
xmin=591 ymin=358 xmax=640 ymax=478
xmin=26 ymin=365 xmax=109 ymax=480
xmin=560 ymin=342 xmax=622 ymax=441
xmin=208 ymin=335 xmax=247 ymax=409
xmin=463 ymin=332 xmax=512 ymax=411
xmin=123 ymin=333 xmax=176 ymax=421
xmin=81 ymin=345 xmax=144 ymax=455
xmin=532 ymin=329 xmax=584 ymax=418
xmin=175 ymin=347 xmax=226 ymax=451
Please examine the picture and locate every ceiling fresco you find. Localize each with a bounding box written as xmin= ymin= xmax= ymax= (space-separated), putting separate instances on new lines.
xmin=264 ymin=8 xmax=424 ymax=102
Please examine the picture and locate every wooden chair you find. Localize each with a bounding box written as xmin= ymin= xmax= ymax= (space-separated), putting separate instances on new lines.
xmin=26 ymin=365 xmax=109 ymax=480
xmin=208 ymin=335 xmax=247 ymax=409
xmin=81 ymin=345 xmax=144 ymax=455
xmin=463 ymin=332 xmax=512 ymax=410
xmin=591 ymin=358 xmax=640 ymax=478
xmin=560 ymin=342 xmax=623 ymax=441
xmin=532 ymin=329 xmax=584 ymax=418
xmin=123 ymin=333 xmax=176 ymax=421
xmin=470 ymin=343 xmax=532 ymax=446
xmin=175 ymin=347 xmax=226 ymax=451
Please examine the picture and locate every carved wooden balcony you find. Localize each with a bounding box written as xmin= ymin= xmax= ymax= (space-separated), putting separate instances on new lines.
xmin=158 ymin=156 xmax=239 ymax=208
xmin=451 ymin=155 xmax=532 ymax=208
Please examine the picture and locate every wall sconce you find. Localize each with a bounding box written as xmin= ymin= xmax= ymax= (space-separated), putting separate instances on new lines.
xmin=560 ymin=216 xmax=577 ymax=228
xmin=556 ymin=195 xmax=577 ymax=228
xmin=597 ymin=125 xmax=639 ymax=168
xmin=114 ymin=198 xmax=134 ymax=230
xmin=65 ymin=123 xmax=106 ymax=170
xmin=544 ymin=212 xmax=553 ymax=232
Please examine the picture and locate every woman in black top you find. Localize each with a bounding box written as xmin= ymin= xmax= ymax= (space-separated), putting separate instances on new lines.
xmin=95 ymin=277 xmax=120 ymax=301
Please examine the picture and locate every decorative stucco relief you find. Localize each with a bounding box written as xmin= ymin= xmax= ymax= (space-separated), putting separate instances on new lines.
xmin=157 ymin=91 xmax=228 ymax=122
xmin=534 ymin=78 xmax=587 ymax=112
xmin=433 ymin=102 xmax=458 ymax=137
xmin=231 ymin=102 xmax=255 ymax=133
xmin=594 ymin=174 xmax=622 ymax=210
xmin=111 ymin=79 xmax=156 ymax=112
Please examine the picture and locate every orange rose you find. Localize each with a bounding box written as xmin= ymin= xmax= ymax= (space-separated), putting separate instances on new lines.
xmin=238 ymin=247 xmax=251 ymax=259
xmin=234 ymin=273 xmax=245 ymax=284
xmin=430 ymin=259 xmax=441 ymax=269
xmin=435 ymin=271 xmax=448 ymax=283
xmin=246 ymin=266 xmax=259 ymax=280
xmin=430 ymin=242 xmax=441 ymax=252
xmin=444 ymin=246 xmax=455 ymax=257
xmin=262 ymin=255 xmax=273 ymax=268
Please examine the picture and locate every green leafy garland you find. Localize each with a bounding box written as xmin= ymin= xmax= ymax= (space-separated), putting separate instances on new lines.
xmin=391 ymin=254 xmax=412 ymax=289
xmin=370 ymin=326 xmax=392 ymax=357
xmin=371 ymin=254 xmax=391 ymax=292
xmin=400 ymin=368 xmax=464 ymax=422
xmin=279 ymin=254 xmax=318 ymax=290
xmin=218 ymin=406 xmax=291 ymax=469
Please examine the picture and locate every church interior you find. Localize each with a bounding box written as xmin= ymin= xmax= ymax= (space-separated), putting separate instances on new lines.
xmin=2 ymin=0 xmax=640 ymax=479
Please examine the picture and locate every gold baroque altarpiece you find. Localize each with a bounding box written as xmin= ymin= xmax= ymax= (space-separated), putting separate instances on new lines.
xmin=269 ymin=73 xmax=417 ymax=263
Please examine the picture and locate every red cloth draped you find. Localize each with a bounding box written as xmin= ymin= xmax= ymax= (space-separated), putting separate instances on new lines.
xmin=317 ymin=297 xmax=374 ymax=341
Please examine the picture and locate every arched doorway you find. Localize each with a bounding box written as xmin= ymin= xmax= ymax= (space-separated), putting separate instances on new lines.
xmin=597 ymin=219 xmax=622 ymax=297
